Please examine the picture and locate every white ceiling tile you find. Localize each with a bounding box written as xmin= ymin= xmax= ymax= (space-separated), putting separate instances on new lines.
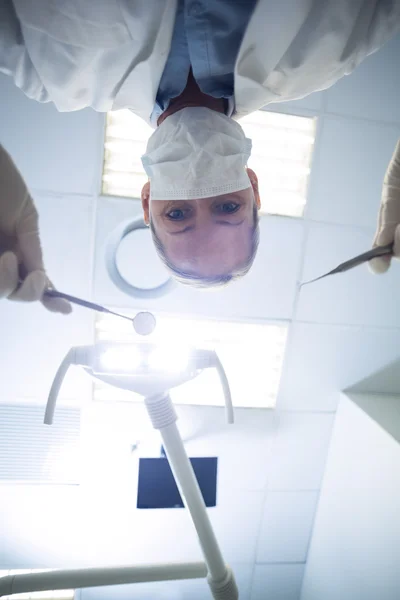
xmin=94 ymin=197 xmax=304 ymax=320
xmin=35 ymin=194 xmax=94 ymax=297
xmin=256 ymin=491 xmax=318 ymax=563
xmin=0 ymin=302 xmax=92 ymax=403
xmin=325 ymin=34 xmax=400 ymax=123
xmin=277 ymin=322 xmax=400 ymax=411
xmin=197 ymin=490 xmax=265 ymax=565
xmin=0 ymin=74 xmax=104 ymax=196
xmin=78 ymin=489 xmax=264 ymax=566
xmin=80 ymin=563 xmax=252 ymax=600
xmin=0 ymin=486 xmax=83 ymax=567
xmin=296 ymin=223 xmax=400 ymax=327
xmin=54 ymin=494 xmax=202 ymax=567
xmin=306 ymin=116 xmax=400 ymax=228
xmin=251 ymin=564 xmax=304 ymax=600
xmin=210 ymin=490 xmax=263 ymax=562
xmin=184 ymin=407 xmax=277 ymax=492
xmin=267 ymin=413 xmax=335 ymax=491
xmin=248 ymin=217 xmax=304 ymax=320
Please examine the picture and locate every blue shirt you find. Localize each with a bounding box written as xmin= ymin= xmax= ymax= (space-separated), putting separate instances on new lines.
xmin=151 ymin=0 xmax=257 ymax=124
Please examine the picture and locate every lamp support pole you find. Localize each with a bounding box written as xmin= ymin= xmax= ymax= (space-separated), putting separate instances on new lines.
xmin=144 ymin=393 xmax=238 ymax=600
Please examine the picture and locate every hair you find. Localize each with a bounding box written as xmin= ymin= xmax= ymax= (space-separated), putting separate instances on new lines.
xmin=150 ymin=204 xmax=260 ymax=288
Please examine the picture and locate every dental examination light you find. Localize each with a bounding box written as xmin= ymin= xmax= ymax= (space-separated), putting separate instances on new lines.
xmin=1 ymin=313 xmax=238 ymax=600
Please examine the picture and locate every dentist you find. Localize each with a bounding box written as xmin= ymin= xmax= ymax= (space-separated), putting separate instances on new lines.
xmin=1 ymin=0 xmax=400 ymax=310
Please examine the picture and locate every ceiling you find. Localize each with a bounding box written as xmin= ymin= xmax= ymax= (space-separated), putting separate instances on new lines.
xmin=1 ymin=32 xmax=400 ymax=600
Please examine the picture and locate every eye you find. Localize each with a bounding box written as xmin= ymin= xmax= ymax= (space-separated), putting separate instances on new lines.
xmin=215 ymin=202 xmax=240 ymax=214
xmin=166 ymin=208 xmax=189 ymax=221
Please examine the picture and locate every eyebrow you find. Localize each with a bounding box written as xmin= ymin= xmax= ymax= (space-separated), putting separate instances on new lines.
xmin=169 ymin=219 xmax=245 ymax=235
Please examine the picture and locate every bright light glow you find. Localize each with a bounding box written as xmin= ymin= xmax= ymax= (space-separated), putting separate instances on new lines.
xmin=0 ymin=570 xmax=74 ymax=600
xmin=98 ymin=345 xmax=189 ymax=374
xmin=148 ymin=346 xmax=189 ymax=373
xmin=94 ymin=314 xmax=288 ymax=409
xmin=100 ymin=346 xmax=142 ymax=372
xmin=102 ymin=109 xmax=316 ymax=218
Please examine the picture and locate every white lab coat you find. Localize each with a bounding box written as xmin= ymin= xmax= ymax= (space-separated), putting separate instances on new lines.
xmin=2 ymin=0 xmax=400 ymax=124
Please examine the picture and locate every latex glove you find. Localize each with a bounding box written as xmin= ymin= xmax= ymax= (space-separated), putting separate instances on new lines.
xmin=0 ymin=144 xmax=71 ymax=313
xmin=369 ymin=139 xmax=400 ymax=274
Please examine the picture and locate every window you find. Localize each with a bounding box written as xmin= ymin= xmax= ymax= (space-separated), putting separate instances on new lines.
xmin=0 ymin=570 xmax=74 ymax=600
xmin=94 ymin=313 xmax=288 ymax=409
xmin=0 ymin=406 xmax=80 ymax=484
xmin=102 ymin=109 xmax=316 ymax=218
xmin=102 ymin=110 xmax=152 ymax=200
xmin=240 ymin=111 xmax=316 ymax=217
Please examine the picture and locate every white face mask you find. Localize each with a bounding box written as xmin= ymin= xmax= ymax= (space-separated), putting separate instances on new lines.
xmin=141 ymin=107 xmax=252 ymax=201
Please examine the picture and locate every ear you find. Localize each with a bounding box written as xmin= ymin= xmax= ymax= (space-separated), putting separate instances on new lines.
xmin=141 ymin=181 xmax=151 ymax=225
xmin=246 ymin=168 xmax=261 ymax=210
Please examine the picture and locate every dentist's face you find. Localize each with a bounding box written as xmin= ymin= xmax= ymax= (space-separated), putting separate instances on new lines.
xmin=141 ymin=170 xmax=260 ymax=278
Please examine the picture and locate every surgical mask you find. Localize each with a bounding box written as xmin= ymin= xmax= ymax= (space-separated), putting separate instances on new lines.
xmin=141 ymin=107 xmax=252 ymax=200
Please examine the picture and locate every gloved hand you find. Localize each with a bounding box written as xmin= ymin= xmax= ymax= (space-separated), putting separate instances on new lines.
xmin=369 ymin=139 xmax=400 ymax=274
xmin=0 ymin=144 xmax=71 ymax=313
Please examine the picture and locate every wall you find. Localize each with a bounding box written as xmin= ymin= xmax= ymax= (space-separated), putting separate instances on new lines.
xmin=301 ymin=393 xmax=400 ymax=600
